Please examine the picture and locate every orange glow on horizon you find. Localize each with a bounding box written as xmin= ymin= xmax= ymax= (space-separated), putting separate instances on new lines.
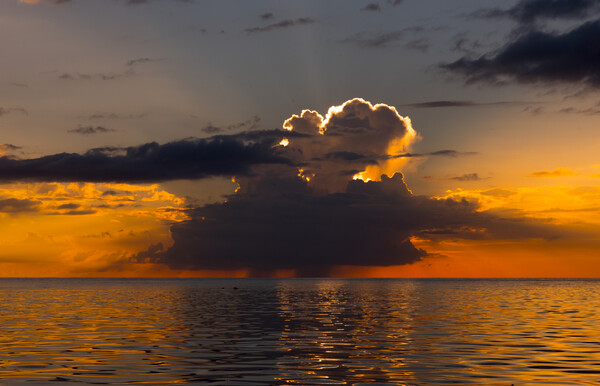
xmin=0 ymin=182 xmax=188 ymax=277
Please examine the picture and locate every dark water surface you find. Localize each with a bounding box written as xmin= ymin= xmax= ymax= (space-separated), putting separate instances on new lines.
xmin=1 ymin=279 xmax=600 ymax=385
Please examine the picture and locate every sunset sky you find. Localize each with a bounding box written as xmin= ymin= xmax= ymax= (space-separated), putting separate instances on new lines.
xmin=1 ymin=0 xmax=600 ymax=277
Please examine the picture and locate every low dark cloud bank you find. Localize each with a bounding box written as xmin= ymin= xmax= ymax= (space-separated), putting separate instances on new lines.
xmin=0 ymin=132 xmax=291 ymax=183
xmin=442 ymin=19 xmax=600 ymax=88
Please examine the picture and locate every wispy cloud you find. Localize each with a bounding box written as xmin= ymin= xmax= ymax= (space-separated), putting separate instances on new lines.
xmin=403 ymin=100 xmax=524 ymax=108
xmin=19 ymin=0 xmax=71 ymax=5
xmin=58 ymin=69 xmax=134 ymax=81
xmin=245 ymin=18 xmax=316 ymax=34
xmin=0 ymin=107 xmax=28 ymax=117
xmin=200 ymin=116 xmax=261 ymax=134
xmin=125 ymin=57 xmax=163 ymax=67
xmin=529 ymin=167 xmax=578 ymax=177
xmin=451 ymin=173 xmax=483 ymax=181
xmin=341 ymin=27 xmax=423 ymax=48
xmin=87 ymin=112 xmax=148 ymax=120
xmin=68 ymin=126 xmax=116 ymax=135
xmin=259 ymin=12 xmax=274 ymax=20
xmin=362 ymin=3 xmax=380 ymax=11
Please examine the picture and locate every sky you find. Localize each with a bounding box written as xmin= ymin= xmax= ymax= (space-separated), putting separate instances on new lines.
xmin=1 ymin=0 xmax=600 ymax=277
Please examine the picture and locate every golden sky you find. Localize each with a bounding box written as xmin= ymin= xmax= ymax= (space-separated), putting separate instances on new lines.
xmin=1 ymin=0 xmax=600 ymax=277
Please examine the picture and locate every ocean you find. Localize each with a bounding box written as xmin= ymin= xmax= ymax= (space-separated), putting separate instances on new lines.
xmin=1 ymin=278 xmax=599 ymax=385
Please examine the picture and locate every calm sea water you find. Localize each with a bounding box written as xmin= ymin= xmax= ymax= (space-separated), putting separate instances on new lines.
xmin=1 ymin=279 xmax=599 ymax=385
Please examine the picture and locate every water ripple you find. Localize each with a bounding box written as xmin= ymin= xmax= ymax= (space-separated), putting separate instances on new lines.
xmin=0 ymin=278 xmax=599 ymax=385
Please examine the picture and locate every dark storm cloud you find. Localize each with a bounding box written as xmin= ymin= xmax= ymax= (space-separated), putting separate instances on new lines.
xmin=0 ymin=198 xmax=40 ymax=214
xmin=245 ymin=18 xmax=316 ymax=34
xmin=442 ymin=20 xmax=600 ymax=88
xmin=478 ymin=0 xmax=600 ymax=24
xmin=0 ymin=132 xmax=291 ymax=183
xmin=126 ymin=99 xmax=559 ymax=276
xmin=362 ymin=3 xmax=380 ymax=11
xmin=134 ymin=172 xmax=559 ymax=276
xmin=69 ymin=126 xmax=116 ymax=135
xmin=0 ymin=107 xmax=28 ymax=117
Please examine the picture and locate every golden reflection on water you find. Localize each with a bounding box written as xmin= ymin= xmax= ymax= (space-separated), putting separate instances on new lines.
xmin=1 ymin=279 xmax=600 ymax=385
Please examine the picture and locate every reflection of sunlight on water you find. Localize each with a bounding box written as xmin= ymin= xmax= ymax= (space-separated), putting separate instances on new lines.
xmin=1 ymin=278 xmax=600 ymax=384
